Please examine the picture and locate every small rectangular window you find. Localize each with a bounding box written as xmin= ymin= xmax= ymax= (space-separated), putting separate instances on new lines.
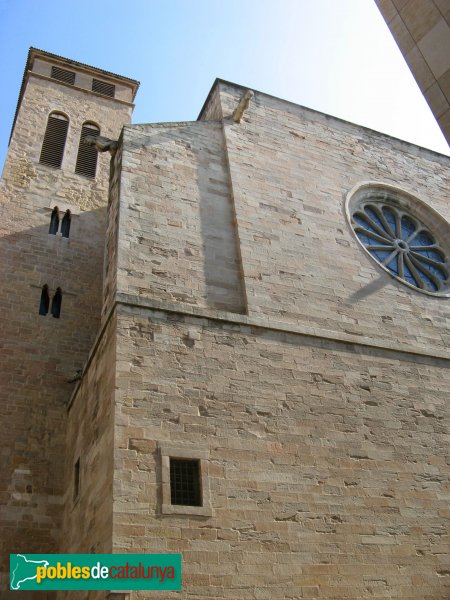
xmin=160 ymin=445 xmax=211 ymax=516
xmin=92 ymin=78 xmax=115 ymax=98
xmin=51 ymin=66 xmax=75 ymax=85
xmin=170 ymin=458 xmax=202 ymax=506
xmin=73 ymin=458 xmax=80 ymax=502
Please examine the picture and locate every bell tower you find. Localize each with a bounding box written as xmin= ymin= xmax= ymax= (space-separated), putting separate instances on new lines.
xmin=0 ymin=48 xmax=138 ymax=596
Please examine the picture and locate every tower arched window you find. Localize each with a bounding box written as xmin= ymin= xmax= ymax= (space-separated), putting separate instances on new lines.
xmin=51 ymin=288 xmax=62 ymax=319
xmin=75 ymin=122 xmax=100 ymax=178
xmin=39 ymin=285 xmax=50 ymax=316
xmin=39 ymin=112 xmax=69 ymax=169
xmin=61 ymin=210 xmax=71 ymax=238
xmin=49 ymin=207 xmax=59 ymax=235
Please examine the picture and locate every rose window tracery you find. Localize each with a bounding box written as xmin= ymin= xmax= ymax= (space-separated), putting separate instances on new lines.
xmin=346 ymin=184 xmax=450 ymax=296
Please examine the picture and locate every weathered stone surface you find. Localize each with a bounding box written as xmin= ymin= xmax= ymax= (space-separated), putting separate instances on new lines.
xmin=62 ymin=80 xmax=449 ymax=599
xmin=109 ymin=305 xmax=450 ymax=599
xmin=1 ymin=51 xmax=449 ymax=600
xmin=0 ymin=49 xmax=136 ymax=597
xmin=61 ymin=314 xmax=117 ymax=555
xmin=115 ymin=121 xmax=246 ymax=314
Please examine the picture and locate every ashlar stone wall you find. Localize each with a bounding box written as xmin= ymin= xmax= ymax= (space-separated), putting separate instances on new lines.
xmin=52 ymin=78 xmax=449 ymax=600
xmin=104 ymin=81 xmax=449 ymax=599
xmin=114 ymin=120 xmax=245 ymax=313
xmin=0 ymin=62 xmax=134 ymax=596
xmin=2 ymin=72 xmax=132 ymax=206
xmin=61 ymin=313 xmax=117 ymax=556
xmin=214 ymin=82 xmax=450 ymax=353
xmin=112 ymin=306 xmax=449 ymax=599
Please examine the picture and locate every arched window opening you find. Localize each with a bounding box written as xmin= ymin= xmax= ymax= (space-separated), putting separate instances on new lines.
xmin=61 ymin=210 xmax=71 ymax=238
xmin=51 ymin=287 xmax=62 ymax=319
xmin=39 ymin=112 xmax=69 ymax=169
xmin=39 ymin=285 xmax=50 ymax=316
xmin=75 ymin=122 xmax=100 ymax=178
xmin=49 ymin=207 xmax=59 ymax=235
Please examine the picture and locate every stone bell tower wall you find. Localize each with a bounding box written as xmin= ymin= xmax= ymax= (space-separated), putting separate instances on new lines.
xmin=0 ymin=48 xmax=137 ymax=595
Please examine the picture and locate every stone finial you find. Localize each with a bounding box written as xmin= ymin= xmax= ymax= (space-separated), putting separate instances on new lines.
xmin=232 ymin=90 xmax=254 ymax=123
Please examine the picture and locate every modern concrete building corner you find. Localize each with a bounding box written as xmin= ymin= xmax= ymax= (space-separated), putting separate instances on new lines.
xmin=0 ymin=41 xmax=449 ymax=600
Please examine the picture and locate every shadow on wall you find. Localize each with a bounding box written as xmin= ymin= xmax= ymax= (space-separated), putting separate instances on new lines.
xmin=125 ymin=124 xmax=246 ymax=313
xmin=347 ymin=275 xmax=389 ymax=303
xmin=195 ymin=139 xmax=246 ymax=313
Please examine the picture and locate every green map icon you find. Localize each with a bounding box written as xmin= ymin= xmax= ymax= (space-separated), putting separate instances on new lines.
xmin=10 ymin=554 xmax=49 ymax=590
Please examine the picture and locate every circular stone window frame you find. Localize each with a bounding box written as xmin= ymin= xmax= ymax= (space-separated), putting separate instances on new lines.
xmin=345 ymin=181 xmax=450 ymax=298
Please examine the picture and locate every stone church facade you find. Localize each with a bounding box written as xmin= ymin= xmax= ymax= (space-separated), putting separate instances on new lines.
xmin=0 ymin=47 xmax=449 ymax=600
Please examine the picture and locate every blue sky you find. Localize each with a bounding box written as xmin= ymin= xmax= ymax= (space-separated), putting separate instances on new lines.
xmin=0 ymin=0 xmax=448 ymax=172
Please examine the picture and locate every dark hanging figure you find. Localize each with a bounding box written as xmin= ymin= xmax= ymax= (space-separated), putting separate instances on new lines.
xmin=61 ymin=209 xmax=71 ymax=238
xmin=39 ymin=284 xmax=50 ymax=315
xmin=51 ymin=287 xmax=62 ymax=318
xmin=49 ymin=207 xmax=59 ymax=235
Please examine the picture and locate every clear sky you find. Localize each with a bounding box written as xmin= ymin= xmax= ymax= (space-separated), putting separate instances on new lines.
xmin=0 ymin=0 xmax=448 ymax=172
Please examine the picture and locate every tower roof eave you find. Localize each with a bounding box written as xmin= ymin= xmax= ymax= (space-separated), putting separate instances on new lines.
xmin=9 ymin=47 xmax=140 ymax=145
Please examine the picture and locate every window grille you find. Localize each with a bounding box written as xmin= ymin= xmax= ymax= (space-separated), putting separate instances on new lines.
xmin=75 ymin=123 xmax=100 ymax=178
xmin=92 ymin=78 xmax=115 ymax=98
xmin=49 ymin=207 xmax=59 ymax=235
xmin=170 ymin=458 xmax=202 ymax=506
xmin=39 ymin=285 xmax=50 ymax=316
xmin=51 ymin=66 xmax=75 ymax=85
xmin=39 ymin=113 xmax=69 ymax=169
xmin=61 ymin=210 xmax=71 ymax=238
xmin=51 ymin=287 xmax=62 ymax=319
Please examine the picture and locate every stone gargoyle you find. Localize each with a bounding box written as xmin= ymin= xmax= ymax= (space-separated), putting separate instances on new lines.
xmin=84 ymin=135 xmax=119 ymax=156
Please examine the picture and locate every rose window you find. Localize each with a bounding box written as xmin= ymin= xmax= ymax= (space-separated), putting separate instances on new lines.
xmin=346 ymin=184 xmax=450 ymax=296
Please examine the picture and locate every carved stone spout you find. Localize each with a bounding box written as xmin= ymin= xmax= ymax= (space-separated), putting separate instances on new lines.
xmin=84 ymin=135 xmax=119 ymax=156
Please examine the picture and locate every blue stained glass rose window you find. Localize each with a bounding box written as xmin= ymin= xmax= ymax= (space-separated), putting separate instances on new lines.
xmin=351 ymin=202 xmax=449 ymax=294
